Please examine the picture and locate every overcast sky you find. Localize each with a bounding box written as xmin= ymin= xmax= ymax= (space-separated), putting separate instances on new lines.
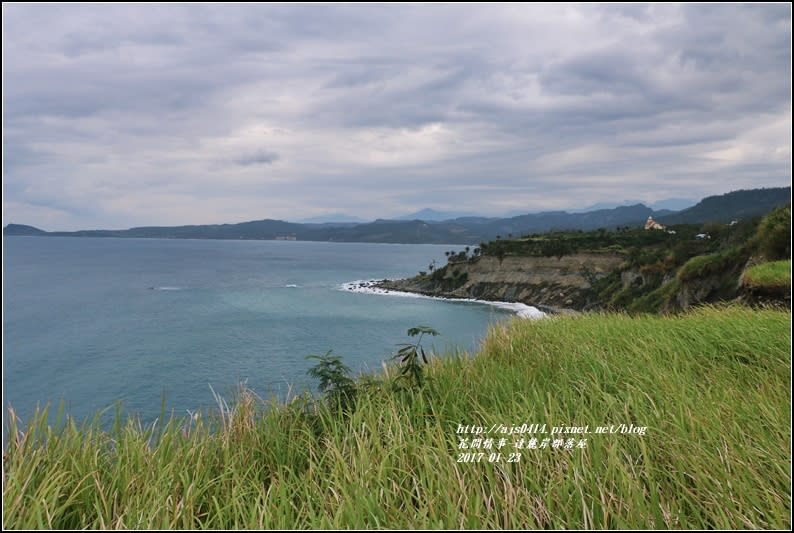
xmin=2 ymin=3 xmax=791 ymax=230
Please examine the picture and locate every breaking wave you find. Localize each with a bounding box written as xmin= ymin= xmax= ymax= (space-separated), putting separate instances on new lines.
xmin=339 ymin=280 xmax=545 ymax=319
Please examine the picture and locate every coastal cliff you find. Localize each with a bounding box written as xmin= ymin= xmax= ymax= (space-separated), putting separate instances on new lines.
xmin=377 ymin=253 xmax=625 ymax=311
xmin=377 ymin=204 xmax=790 ymax=314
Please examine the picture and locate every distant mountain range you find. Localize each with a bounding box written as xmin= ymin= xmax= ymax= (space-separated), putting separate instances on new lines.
xmin=298 ymin=213 xmax=369 ymax=224
xmin=298 ymin=201 xmax=698 ymax=224
xmin=5 ymin=187 xmax=790 ymax=245
xmin=295 ymin=208 xmax=482 ymax=223
xmin=656 ymin=188 xmax=791 ymax=225
xmin=570 ymin=198 xmax=697 ymax=213
xmin=394 ymin=208 xmax=482 ymax=221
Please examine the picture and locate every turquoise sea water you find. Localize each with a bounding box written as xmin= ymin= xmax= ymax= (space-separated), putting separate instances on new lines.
xmin=3 ymin=237 xmax=521 ymax=425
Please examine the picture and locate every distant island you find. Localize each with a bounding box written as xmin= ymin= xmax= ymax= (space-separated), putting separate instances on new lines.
xmin=4 ymin=187 xmax=790 ymax=245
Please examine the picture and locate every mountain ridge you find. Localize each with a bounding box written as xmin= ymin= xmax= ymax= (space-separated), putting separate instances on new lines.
xmin=5 ymin=187 xmax=789 ymax=245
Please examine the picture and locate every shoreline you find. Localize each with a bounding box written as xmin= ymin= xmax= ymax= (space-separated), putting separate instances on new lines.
xmin=339 ymin=279 xmax=551 ymax=319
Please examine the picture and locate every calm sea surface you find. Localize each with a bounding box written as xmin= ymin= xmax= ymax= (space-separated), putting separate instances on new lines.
xmin=4 ymin=237 xmax=519 ymax=425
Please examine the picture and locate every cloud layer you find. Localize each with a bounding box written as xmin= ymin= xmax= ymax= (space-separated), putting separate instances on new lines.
xmin=3 ymin=3 xmax=791 ymax=230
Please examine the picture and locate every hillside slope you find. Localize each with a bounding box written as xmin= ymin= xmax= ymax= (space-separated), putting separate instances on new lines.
xmin=659 ymin=186 xmax=790 ymax=224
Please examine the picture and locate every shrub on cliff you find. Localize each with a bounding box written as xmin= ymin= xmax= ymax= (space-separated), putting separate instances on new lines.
xmin=754 ymin=204 xmax=791 ymax=260
xmin=677 ymin=245 xmax=749 ymax=282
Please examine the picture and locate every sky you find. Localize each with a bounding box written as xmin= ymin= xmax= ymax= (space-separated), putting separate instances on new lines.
xmin=2 ymin=3 xmax=791 ymax=231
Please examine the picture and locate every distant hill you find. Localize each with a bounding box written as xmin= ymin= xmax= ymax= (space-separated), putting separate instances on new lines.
xmin=649 ymin=198 xmax=697 ymax=211
xmin=395 ymin=208 xmax=480 ymax=221
xmin=658 ymin=187 xmax=791 ymax=225
xmin=576 ymin=198 xmax=697 ymax=212
xmin=484 ymin=204 xmax=655 ymax=238
xmin=515 ymin=197 xmax=696 ymax=216
xmin=570 ymin=201 xmax=644 ymax=213
xmin=298 ymin=213 xmax=369 ymax=224
xmin=5 ymin=187 xmax=789 ymax=244
xmin=1 ymin=206 xmax=663 ymax=244
xmin=2 ymin=224 xmax=47 ymax=235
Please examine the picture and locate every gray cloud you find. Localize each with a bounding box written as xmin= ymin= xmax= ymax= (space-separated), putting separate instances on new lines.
xmin=2 ymin=3 xmax=790 ymax=230
xmin=232 ymin=150 xmax=280 ymax=167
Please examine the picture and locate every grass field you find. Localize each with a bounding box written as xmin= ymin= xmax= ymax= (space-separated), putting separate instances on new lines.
xmin=3 ymin=305 xmax=791 ymax=529
xmin=742 ymin=259 xmax=791 ymax=291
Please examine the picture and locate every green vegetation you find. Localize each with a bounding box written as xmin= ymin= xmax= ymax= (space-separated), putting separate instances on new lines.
xmin=305 ymin=351 xmax=357 ymax=411
xmin=626 ymin=279 xmax=681 ymax=314
xmin=426 ymin=262 xmax=469 ymax=292
xmin=4 ymin=306 xmax=790 ymax=529
xmin=479 ymin=226 xmax=686 ymax=259
xmin=754 ymin=204 xmax=791 ymax=260
xmin=476 ymin=222 xmax=753 ymax=264
xmin=677 ymin=245 xmax=750 ymax=282
xmin=742 ymin=260 xmax=791 ymax=291
xmin=391 ymin=325 xmax=439 ymax=389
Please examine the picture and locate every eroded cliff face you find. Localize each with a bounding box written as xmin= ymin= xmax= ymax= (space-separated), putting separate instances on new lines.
xmin=736 ymin=258 xmax=792 ymax=308
xmin=737 ymin=283 xmax=792 ymax=307
xmin=378 ymin=253 xmax=625 ymax=311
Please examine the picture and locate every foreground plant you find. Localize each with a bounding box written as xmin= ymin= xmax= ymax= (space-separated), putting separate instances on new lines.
xmin=305 ymin=350 xmax=357 ymax=411
xmin=392 ymin=325 xmax=439 ymax=389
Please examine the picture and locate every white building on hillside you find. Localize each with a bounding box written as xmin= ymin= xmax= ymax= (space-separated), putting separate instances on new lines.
xmin=644 ymin=216 xmax=666 ymax=231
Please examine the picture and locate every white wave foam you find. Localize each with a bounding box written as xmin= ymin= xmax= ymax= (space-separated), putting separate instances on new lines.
xmin=339 ymin=280 xmax=546 ymax=319
xmin=285 ymin=284 xmax=299 ymax=288
xmin=150 ymin=286 xmax=183 ymax=291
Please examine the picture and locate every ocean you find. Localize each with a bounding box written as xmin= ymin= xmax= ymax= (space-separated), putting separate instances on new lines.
xmin=3 ymin=236 xmax=538 ymax=425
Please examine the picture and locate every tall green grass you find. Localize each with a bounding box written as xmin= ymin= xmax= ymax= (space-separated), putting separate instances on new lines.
xmin=4 ymin=306 xmax=791 ymax=529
